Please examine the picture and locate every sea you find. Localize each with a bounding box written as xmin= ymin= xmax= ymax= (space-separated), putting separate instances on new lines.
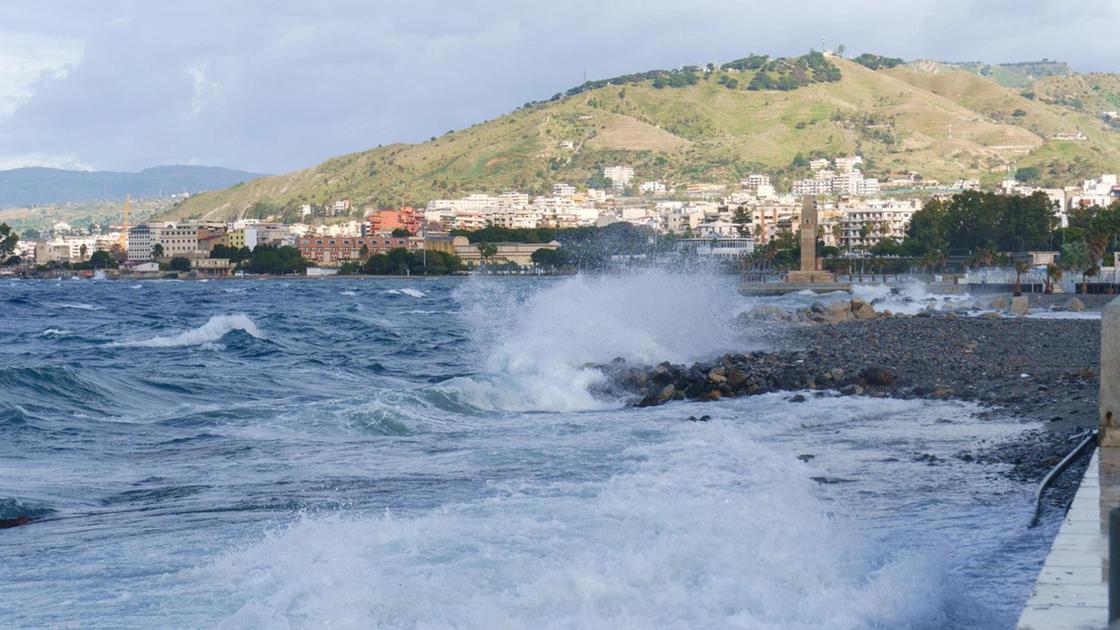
xmin=0 ymin=273 xmax=1064 ymax=629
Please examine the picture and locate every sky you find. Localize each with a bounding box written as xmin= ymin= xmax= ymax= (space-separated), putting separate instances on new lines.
xmin=1 ymin=0 xmax=1118 ymax=175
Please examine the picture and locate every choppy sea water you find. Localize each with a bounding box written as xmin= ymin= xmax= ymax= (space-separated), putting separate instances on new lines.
xmin=0 ymin=274 xmax=1060 ymax=629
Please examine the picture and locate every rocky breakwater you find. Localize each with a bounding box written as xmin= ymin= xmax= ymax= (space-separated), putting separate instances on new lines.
xmin=744 ymin=297 xmax=887 ymax=326
xmin=596 ymin=302 xmax=1100 ymax=425
xmin=746 ymin=294 xmax=1093 ymax=327
xmin=597 ymin=350 xmax=900 ymax=408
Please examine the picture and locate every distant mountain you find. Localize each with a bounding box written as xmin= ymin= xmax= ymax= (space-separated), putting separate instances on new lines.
xmin=166 ymin=53 xmax=1120 ymax=222
xmin=0 ymin=165 xmax=265 ymax=207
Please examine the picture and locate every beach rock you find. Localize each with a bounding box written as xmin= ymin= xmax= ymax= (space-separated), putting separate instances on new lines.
xmin=861 ymin=367 xmax=896 ymax=387
xmin=1066 ymin=297 xmax=1086 ymax=312
xmin=980 ymin=311 xmax=1002 ymax=319
xmin=1010 ymin=296 xmax=1030 ymax=317
xmin=989 ymin=296 xmax=1009 ymax=310
xmin=708 ymin=368 xmax=727 ymax=384
xmin=853 ymin=302 xmax=878 ymax=320
xmin=839 ymin=384 xmax=864 ymax=396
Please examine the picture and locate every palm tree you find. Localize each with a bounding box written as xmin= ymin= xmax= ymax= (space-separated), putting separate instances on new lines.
xmin=151 ymin=243 xmax=164 ymax=260
xmin=1044 ymin=263 xmax=1062 ymax=294
xmin=477 ymin=242 xmax=498 ymax=269
xmin=858 ymin=223 xmax=872 ymax=281
xmin=79 ymin=243 xmax=88 ymax=261
xmin=1012 ymin=259 xmax=1030 ymax=297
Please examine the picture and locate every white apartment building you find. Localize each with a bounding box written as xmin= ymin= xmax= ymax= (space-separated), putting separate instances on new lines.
xmin=127 ymin=224 xmax=162 ymax=262
xmin=792 ymin=176 xmax=832 ymax=196
xmin=742 ymin=174 xmax=771 ymax=190
xmin=552 ymin=184 xmax=576 ymax=197
xmin=835 ymin=156 xmax=864 ymax=173
xmin=158 ymin=225 xmax=200 ymax=258
xmin=1001 ymin=180 xmax=1069 ymax=227
xmin=809 ymin=158 xmax=831 ymax=172
xmin=326 ymin=199 xmax=352 ymax=216
xmin=603 ymin=165 xmax=635 ymax=189
xmin=750 ymin=203 xmax=803 ymax=244
xmin=500 ymin=191 xmax=530 ymax=207
xmin=793 ymin=165 xmax=878 ymax=197
xmin=695 ymin=219 xmax=741 ymax=238
xmin=837 ymin=198 xmax=921 ymax=250
xmin=639 ymin=180 xmax=666 ymax=194
xmin=1068 ymin=174 xmax=1119 ymax=211
xmin=39 ymin=235 xmax=113 ymax=262
xmin=427 ymin=194 xmax=503 ymax=213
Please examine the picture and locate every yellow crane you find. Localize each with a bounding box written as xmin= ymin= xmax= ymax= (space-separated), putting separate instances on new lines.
xmin=117 ymin=195 xmax=131 ymax=249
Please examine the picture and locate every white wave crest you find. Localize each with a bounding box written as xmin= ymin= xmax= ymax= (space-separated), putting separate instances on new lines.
xmin=850 ymin=280 xmax=973 ymax=315
xmin=192 ymin=408 xmax=956 ymax=629
xmin=444 ymin=271 xmax=749 ymax=412
xmin=37 ymin=328 xmax=71 ymax=337
xmin=108 ymin=314 xmax=262 ymax=348
xmin=51 ymin=302 xmax=104 ymax=311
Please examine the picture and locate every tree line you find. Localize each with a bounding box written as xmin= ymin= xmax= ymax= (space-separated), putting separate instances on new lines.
xmin=337 ymin=248 xmax=462 ymax=276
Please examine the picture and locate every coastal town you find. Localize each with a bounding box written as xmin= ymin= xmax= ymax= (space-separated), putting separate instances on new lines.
xmin=11 ymin=2 xmax=1120 ymax=627
xmin=5 ymin=155 xmax=1120 ymax=281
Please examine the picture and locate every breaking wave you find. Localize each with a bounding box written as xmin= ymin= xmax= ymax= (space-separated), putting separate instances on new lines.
xmin=50 ymin=302 xmax=104 ymax=311
xmin=109 ymin=314 xmax=263 ymax=348
xmin=384 ymin=288 xmax=426 ymax=298
xmin=439 ymin=271 xmax=749 ymax=412
xmin=195 ymin=415 xmax=957 ymax=629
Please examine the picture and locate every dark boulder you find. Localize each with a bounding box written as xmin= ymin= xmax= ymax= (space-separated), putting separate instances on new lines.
xmin=860 ymin=367 xmax=896 ymax=387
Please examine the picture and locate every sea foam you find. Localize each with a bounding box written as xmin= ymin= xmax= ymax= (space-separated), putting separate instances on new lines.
xmin=109 ymin=314 xmax=263 ymax=348
xmin=195 ymin=406 xmax=954 ymax=629
xmin=442 ymin=271 xmax=750 ymax=412
xmin=51 ymin=302 xmax=105 ymax=311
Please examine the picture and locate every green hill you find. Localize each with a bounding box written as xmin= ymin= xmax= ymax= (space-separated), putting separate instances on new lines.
xmin=165 ymin=54 xmax=1120 ymax=222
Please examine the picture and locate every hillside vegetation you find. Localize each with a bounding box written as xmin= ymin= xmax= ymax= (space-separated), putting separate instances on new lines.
xmin=166 ymin=54 xmax=1120 ymax=222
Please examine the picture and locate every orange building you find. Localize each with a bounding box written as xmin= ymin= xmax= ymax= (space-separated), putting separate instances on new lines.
xmin=367 ymin=206 xmax=421 ymax=235
xmin=299 ymin=235 xmax=421 ymax=265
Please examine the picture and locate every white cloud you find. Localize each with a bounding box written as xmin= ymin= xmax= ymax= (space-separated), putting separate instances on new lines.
xmin=0 ymin=32 xmax=84 ymax=121
xmin=2 ymin=1 xmax=1120 ymax=173
xmin=0 ymin=152 xmax=93 ymax=171
xmin=186 ymin=63 xmax=219 ymax=115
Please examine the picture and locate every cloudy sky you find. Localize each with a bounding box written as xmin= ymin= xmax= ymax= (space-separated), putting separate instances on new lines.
xmin=2 ymin=0 xmax=1117 ymax=175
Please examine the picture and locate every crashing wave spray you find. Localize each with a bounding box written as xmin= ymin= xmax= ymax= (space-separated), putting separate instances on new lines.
xmin=441 ymin=271 xmax=749 ymax=412
xmin=108 ymin=314 xmax=263 ymax=348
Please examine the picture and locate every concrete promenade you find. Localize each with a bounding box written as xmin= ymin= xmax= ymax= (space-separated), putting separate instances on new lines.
xmin=1016 ymin=448 xmax=1112 ymax=629
xmin=1017 ymin=296 xmax=1120 ymax=629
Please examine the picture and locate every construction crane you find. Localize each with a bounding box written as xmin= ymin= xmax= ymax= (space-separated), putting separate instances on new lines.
xmin=117 ymin=195 xmax=131 ymax=249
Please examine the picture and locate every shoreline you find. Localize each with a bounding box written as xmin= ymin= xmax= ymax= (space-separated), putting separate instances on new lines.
xmin=601 ymin=313 xmax=1100 ymax=508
